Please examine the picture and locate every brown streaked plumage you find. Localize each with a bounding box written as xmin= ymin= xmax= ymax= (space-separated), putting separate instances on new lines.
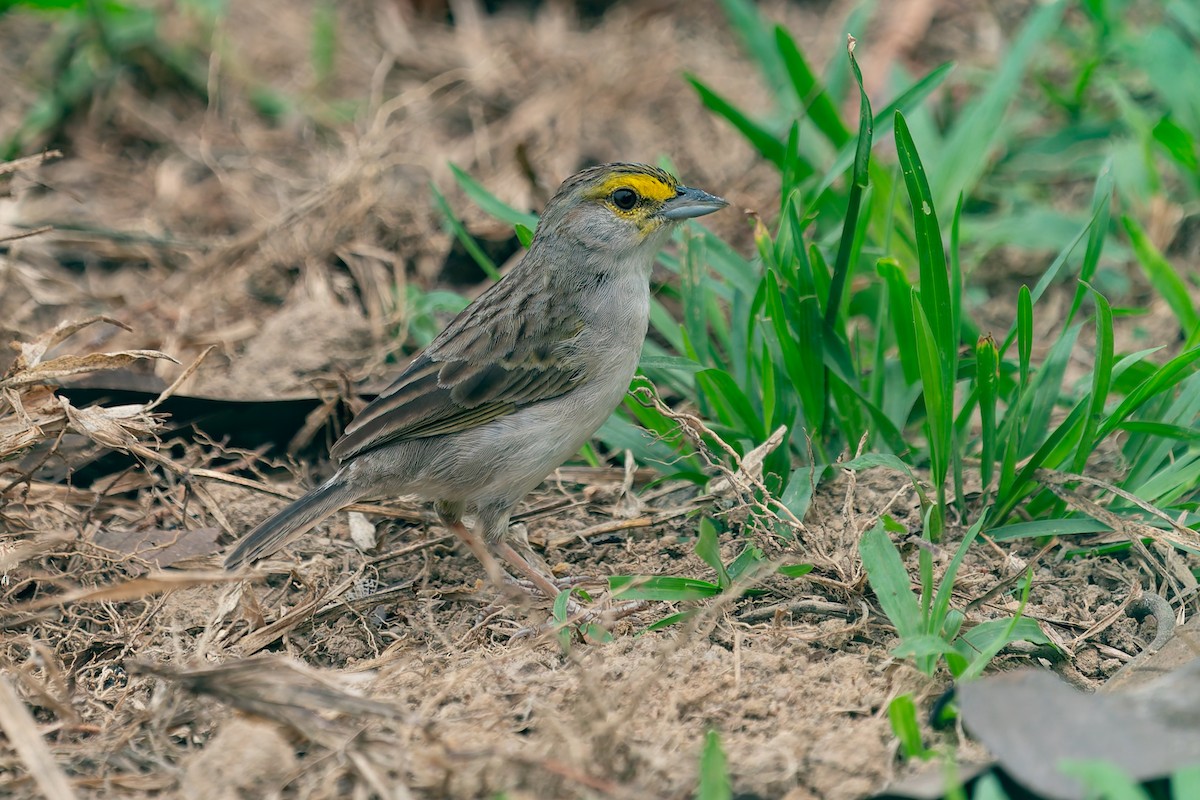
xmin=224 ymin=163 xmax=727 ymax=601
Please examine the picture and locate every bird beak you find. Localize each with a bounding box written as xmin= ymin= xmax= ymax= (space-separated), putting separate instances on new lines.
xmin=659 ymin=185 xmax=729 ymax=220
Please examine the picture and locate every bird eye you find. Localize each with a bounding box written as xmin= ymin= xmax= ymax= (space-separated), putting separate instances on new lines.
xmin=611 ymin=188 xmax=638 ymax=210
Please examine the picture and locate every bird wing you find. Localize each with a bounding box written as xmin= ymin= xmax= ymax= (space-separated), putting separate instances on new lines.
xmin=329 ymin=275 xmax=588 ymax=461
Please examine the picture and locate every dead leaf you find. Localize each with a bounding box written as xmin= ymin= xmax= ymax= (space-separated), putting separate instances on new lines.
xmin=0 ymin=350 xmax=179 ymax=389
xmin=90 ymin=527 xmax=222 ymax=572
xmin=61 ymin=398 xmax=159 ymax=450
xmin=958 ymin=667 xmax=1200 ymax=799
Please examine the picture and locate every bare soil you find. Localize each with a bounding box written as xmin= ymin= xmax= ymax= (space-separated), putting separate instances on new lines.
xmin=0 ymin=2 xmax=1167 ymax=798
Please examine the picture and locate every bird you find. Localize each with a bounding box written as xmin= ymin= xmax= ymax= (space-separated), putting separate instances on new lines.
xmin=224 ymin=163 xmax=727 ymax=599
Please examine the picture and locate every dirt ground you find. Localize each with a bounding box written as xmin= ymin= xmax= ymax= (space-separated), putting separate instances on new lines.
xmin=0 ymin=1 xmax=1172 ymax=798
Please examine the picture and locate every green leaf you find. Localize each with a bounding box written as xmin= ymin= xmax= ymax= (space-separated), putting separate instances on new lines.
xmin=887 ymin=695 xmax=930 ymax=760
xmin=956 ymin=617 xmax=1050 ymax=657
xmin=1073 ymin=285 xmax=1114 ymax=474
xmin=816 ymin=62 xmax=954 ymax=196
xmin=609 ymin=575 xmax=722 ymax=602
xmin=552 ymin=588 xmax=574 ymax=652
xmin=928 ymin=518 xmax=984 ymax=639
xmin=860 ymin=521 xmax=922 ymax=640
xmin=449 ymin=163 xmax=539 ymax=228
xmin=695 ymin=367 xmax=765 ymax=441
xmin=1123 ymin=215 xmax=1200 ymax=341
xmin=695 ymin=518 xmax=730 ymax=590
xmin=989 ymin=518 xmax=1113 ymax=541
xmin=1066 ymin=161 xmax=1114 ymax=328
xmin=1172 ymin=764 xmax=1200 ymax=800
xmin=931 ymin=0 xmax=1066 ymax=215
xmin=895 ymin=112 xmax=953 ymax=366
xmin=697 ymin=730 xmax=732 ymax=800
xmin=775 ymin=26 xmax=849 ymax=147
xmin=764 ymin=269 xmax=825 ymax=431
xmin=429 ymin=181 xmax=501 ymax=282
xmin=958 ymin=568 xmax=1033 ymax=681
xmin=727 ymin=546 xmax=766 ymax=583
xmin=310 ymin=1 xmax=337 ymax=87
xmin=639 ymin=354 xmax=705 ymax=374
xmin=1096 ymin=345 xmax=1200 ymax=441
xmin=642 ymin=611 xmax=693 ymax=632
xmin=687 ymin=75 xmax=787 ymax=167
xmin=976 ymin=335 xmax=1000 ymax=497
xmin=877 ymin=259 xmax=921 ymax=385
xmin=825 ymin=36 xmax=872 ymax=332
xmin=778 ymin=563 xmax=814 ymax=578
xmin=1058 ymin=761 xmax=1152 ymax=800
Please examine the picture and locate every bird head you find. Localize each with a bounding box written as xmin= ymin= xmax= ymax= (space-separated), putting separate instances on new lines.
xmin=536 ymin=163 xmax=727 ymax=259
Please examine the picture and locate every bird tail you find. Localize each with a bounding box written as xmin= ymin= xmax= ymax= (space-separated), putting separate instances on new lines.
xmin=224 ymin=475 xmax=361 ymax=570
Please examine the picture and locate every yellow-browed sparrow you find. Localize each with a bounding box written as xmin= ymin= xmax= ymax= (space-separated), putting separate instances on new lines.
xmin=224 ymin=163 xmax=727 ymax=599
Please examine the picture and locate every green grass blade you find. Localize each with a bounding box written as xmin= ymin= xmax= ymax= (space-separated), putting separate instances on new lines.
xmin=878 ymin=259 xmax=920 ymax=385
xmin=931 ymin=0 xmax=1066 ymax=215
xmin=860 ymin=520 xmax=922 ymax=639
xmin=775 ymin=26 xmax=849 ymax=147
xmin=765 ymin=269 xmax=825 ymax=433
xmin=989 ymin=518 xmax=1114 ymax=541
xmin=1123 ymin=215 xmax=1200 ymax=343
xmin=695 ymin=517 xmax=731 ymax=590
xmin=895 ymin=112 xmax=953 ymax=360
xmin=993 ymin=400 xmax=1088 ymax=525
xmin=697 ymin=730 xmax=732 ymax=800
xmin=1067 ymin=160 xmax=1114 ymax=324
xmin=888 ymin=695 xmax=929 ymax=760
xmin=976 ymin=335 xmax=1000 ymax=497
xmin=429 ymin=181 xmax=501 ymax=281
xmin=609 ymin=575 xmax=722 ymax=602
xmin=717 ymin=0 xmax=787 ymax=98
xmin=1171 ymin=765 xmax=1200 ymax=800
xmin=912 ymin=293 xmax=949 ymax=538
xmin=696 ymin=367 xmax=766 ymax=442
xmin=449 ymin=163 xmax=539 ymax=228
xmin=999 ymin=285 xmax=1034 ymax=495
xmin=1073 ymin=284 xmax=1114 ymax=473
xmin=815 ymin=62 xmax=954 ymax=196
xmin=1023 ymin=323 xmax=1083 ymax=459
xmin=928 ymin=517 xmax=984 ymax=635
xmin=686 ymin=75 xmax=787 ymax=168
xmin=825 ymin=36 xmax=872 ymax=329
xmin=957 ymin=570 xmax=1034 ymax=681
xmin=1096 ymin=346 xmax=1200 ymax=441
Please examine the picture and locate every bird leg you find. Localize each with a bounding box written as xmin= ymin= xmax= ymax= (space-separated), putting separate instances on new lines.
xmin=492 ymin=539 xmax=566 ymax=601
xmin=445 ymin=520 xmax=570 ymax=608
xmin=444 ymin=520 xmax=510 ymax=591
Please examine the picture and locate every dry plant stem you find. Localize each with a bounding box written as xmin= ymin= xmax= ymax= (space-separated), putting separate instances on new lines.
xmin=538 ymin=506 xmax=696 ymax=548
xmin=1038 ymin=474 xmax=1195 ymax=602
xmin=0 ymin=149 xmax=63 ymax=174
xmin=736 ymin=597 xmax=858 ymax=624
xmin=0 ymin=674 xmax=79 ymax=800
xmin=1037 ymin=467 xmax=1200 ymax=551
xmin=964 ymin=538 xmax=1059 ymax=614
xmin=630 ymin=385 xmax=804 ymax=536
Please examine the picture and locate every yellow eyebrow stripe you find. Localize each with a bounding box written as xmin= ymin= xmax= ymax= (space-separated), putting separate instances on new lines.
xmin=591 ymin=173 xmax=677 ymax=203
